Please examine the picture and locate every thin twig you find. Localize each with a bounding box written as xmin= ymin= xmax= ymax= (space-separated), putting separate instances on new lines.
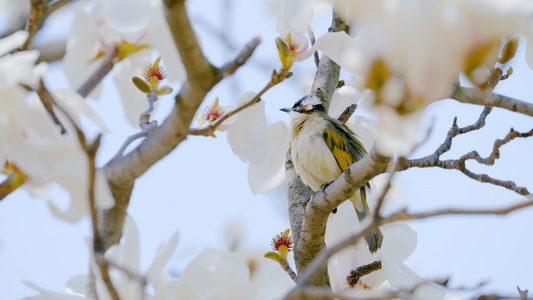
xmin=113 ymin=122 xmax=157 ymax=159
xmin=347 ymin=260 xmax=382 ymax=287
xmin=34 ymin=80 xmax=67 ymax=134
xmin=218 ymin=37 xmax=261 ymax=78
xmin=77 ymin=48 xmax=118 ymax=98
xmin=19 ymin=0 xmax=46 ymax=51
xmin=139 ymin=90 xmax=158 ymax=125
xmin=307 ymin=25 xmax=319 ymax=67
xmin=46 ymin=0 xmax=72 ymax=12
xmin=401 ymin=108 xmax=531 ymax=195
xmin=518 ymin=286 xmax=529 ymax=300
xmin=384 ymin=195 xmax=533 ymax=224
xmin=97 ymin=253 xmax=147 ymax=300
xmin=17 ymin=0 xmax=73 ymax=51
xmin=337 ymin=104 xmax=357 ymax=124
xmin=452 ymin=85 xmax=533 ymax=117
xmin=189 ymin=65 xmax=290 ymax=136
xmin=280 ymin=260 xmax=299 ymax=283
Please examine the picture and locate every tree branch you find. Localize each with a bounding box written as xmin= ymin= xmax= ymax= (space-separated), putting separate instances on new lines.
xmin=100 ymin=6 xmax=260 ymax=250
xmin=309 ymin=13 xmax=346 ymax=112
xmin=77 ymin=48 xmax=118 ymax=98
xmin=399 ymin=107 xmax=531 ymax=195
xmin=452 ymin=85 xmax=533 ymax=117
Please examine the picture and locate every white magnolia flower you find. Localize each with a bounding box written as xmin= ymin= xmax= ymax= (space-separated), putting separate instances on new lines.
xmin=25 ymin=217 xmax=180 ymax=300
xmin=0 ymin=31 xmax=47 ymax=91
xmin=63 ymin=0 xmax=184 ymax=126
xmin=2 ymin=91 xmax=114 ymax=222
xmin=0 ymin=31 xmax=112 ymax=221
xmin=326 ymin=203 xmax=445 ymax=299
xmin=313 ymin=0 xmax=526 ymax=155
xmin=154 ymin=248 xmax=295 ymax=300
xmin=276 ymin=0 xmax=315 ymax=62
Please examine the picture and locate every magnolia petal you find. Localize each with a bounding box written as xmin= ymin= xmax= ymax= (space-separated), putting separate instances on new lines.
xmin=226 ymin=92 xmax=269 ymax=164
xmin=276 ymin=0 xmax=314 ymax=36
xmin=381 ymin=255 xmax=445 ymax=300
xmin=248 ymin=121 xmax=290 ymax=194
xmin=65 ymin=275 xmax=91 ymax=296
xmin=106 ymin=216 xmax=140 ymax=272
xmin=146 ymin=231 xmax=180 ymax=290
xmin=148 ymin=22 xmax=187 ymax=83
xmin=53 ymin=89 xmax=110 ymax=132
xmin=526 ymin=40 xmax=533 ymax=71
xmin=251 ymin=256 xmax=296 ymax=299
xmin=375 ymin=107 xmax=423 ymax=156
xmin=153 ymin=281 xmax=196 ymax=300
xmin=346 ymin=116 xmax=379 ymax=151
xmin=113 ymin=52 xmax=152 ymax=127
xmin=378 ymin=223 xmax=417 ymax=262
xmin=104 ymin=0 xmax=152 ymax=44
xmin=313 ymin=32 xmax=362 ymax=74
xmin=23 ymin=281 xmax=85 ymax=300
xmin=22 ymin=181 xmax=53 ymax=198
xmin=329 ymin=85 xmax=363 ymax=118
xmin=63 ymin=12 xmax=102 ymax=99
xmin=0 ymin=30 xmax=29 ymax=56
xmin=103 ymin=217 xmax=142 ymax=300
xmin=94 ymin=169 xmax=115 ymax=210
xmin=180 ymin=249 xmax=254 ymax=299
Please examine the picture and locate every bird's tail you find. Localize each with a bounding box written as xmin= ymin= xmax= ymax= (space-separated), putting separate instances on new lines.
xmin=349 ymin=190 xmax=384 ymax=253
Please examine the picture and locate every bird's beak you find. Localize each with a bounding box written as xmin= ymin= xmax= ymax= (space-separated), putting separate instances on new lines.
xmin=280 ymin=108 xmax=291 ymax=113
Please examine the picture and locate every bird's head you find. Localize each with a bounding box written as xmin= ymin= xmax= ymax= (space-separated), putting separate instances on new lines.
xmin=280 ymin=95 xmax=326 ymax=115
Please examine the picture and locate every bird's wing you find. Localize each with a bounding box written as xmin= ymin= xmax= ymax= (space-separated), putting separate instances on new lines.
xmin=322 ymin=118 xmax=367 ymax=172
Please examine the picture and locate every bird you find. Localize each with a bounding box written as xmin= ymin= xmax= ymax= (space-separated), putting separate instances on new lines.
xmin=281 ymin=95 xmax=383 ymax=253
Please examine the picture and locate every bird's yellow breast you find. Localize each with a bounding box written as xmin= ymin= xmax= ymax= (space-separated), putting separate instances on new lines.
xmin=289 ymin=112 xmax=342 ymax=192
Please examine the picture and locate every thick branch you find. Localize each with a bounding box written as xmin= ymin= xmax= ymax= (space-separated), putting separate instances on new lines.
xmin=163 ymin=0 xmax=214 ymax=84
xmin=309 ymin=13 xmax=346 ymax=111
xmin=101 ymin=30 xmax=259 ymax=250
xmin=452 ymin=86 xmax=533 ymax=117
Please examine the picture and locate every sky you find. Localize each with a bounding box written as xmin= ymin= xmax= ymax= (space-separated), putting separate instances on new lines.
xmin=1 ymin=0 xmax=533 ymax=299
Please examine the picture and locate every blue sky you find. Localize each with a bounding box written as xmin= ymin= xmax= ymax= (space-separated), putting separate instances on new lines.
xmin=1 ymin=0 xmax=532 ymax=299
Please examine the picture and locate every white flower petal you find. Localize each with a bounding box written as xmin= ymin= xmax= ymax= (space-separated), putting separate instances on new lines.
xmin=526 ymin=40 xmax=533 ymax=71
xmin=104 ymin=0 xmax=152 ymax=44
xmin=53 ymin=89 xmax=110 ymax=132
xmin=0 ymin=30 xmax=28 ymax=56
xmin=346 ymin=116 xmax=379 ymax=151
xmin=382 ymin=255 xmax=445 ymax=299
xmin=312 ymin=32 xmax=362 ymax=74
xmin=379 ymin=224 xmax=417 ymax=262
xmin=113 ymin=51 xmax=152 ymax=127
xmin=146 ymin=231 xmax=180 ymax=290
xmin=153 ymin=281 xmax=196 ymax=300
xmin=148 ymin=23 xmax=186 ymax=83
xmin=277 ymin=0 xmax=314 ymax=36
xmin=227 ymin=92 xmax=269 ymax=164
xmin=63 ymin=12 xmax=102 ymax=98
xmin=248 ymin=121 xmax=290 ymax=194
xmin=23 ymin=281 xmax=86 ymax=300
xmin=65 ymin=275 xmax=91 ymax=296
xmin=180 ymin=249 xmax=254 ymax=299
xmin=375 ymin=107 xmax=423 ymax=156
xmin=94 ymin=169 xmax=115 ymax=210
